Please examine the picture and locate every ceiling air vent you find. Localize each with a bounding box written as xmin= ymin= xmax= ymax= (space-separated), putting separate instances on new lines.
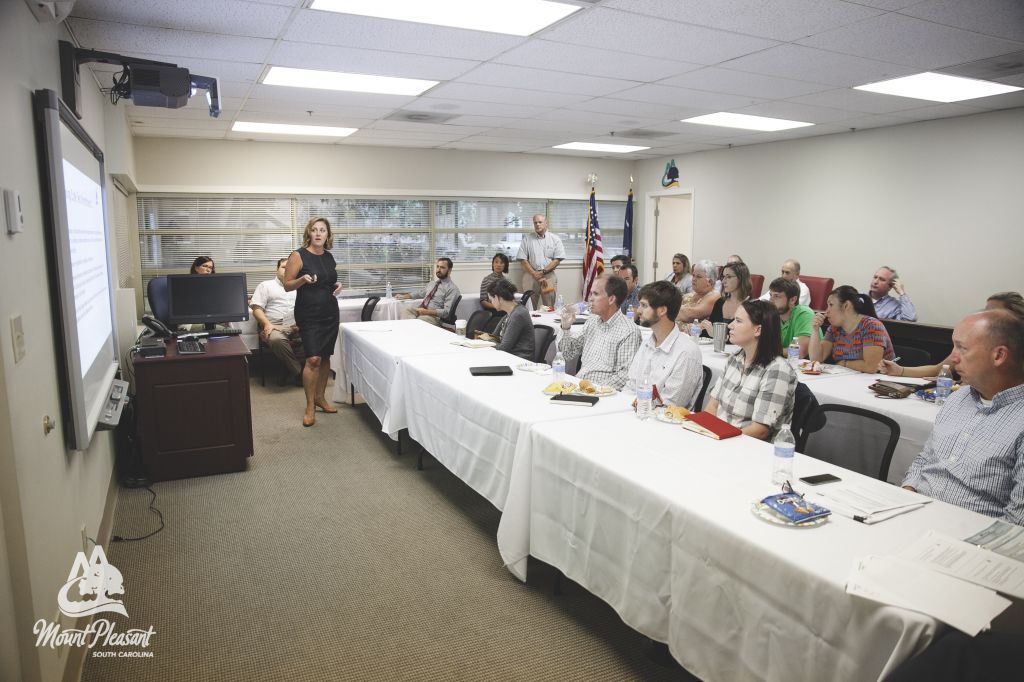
xmin=384 ymin=111 xmax=458 ymax=124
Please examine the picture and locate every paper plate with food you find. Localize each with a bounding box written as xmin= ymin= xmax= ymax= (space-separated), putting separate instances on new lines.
xmin=656 ymin=405 xmax=692 ymax=424
xmin=542 ymin=381 xmax=577 ymax=395
xmin=576 ymin=379 xmax=615 ymax=396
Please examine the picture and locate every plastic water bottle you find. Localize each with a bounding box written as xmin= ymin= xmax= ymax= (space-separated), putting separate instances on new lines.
xmin=788 ymin=340 xmax=801 ymax=367
xmin=552 ymin=351 xmax=566 ymax=384
xmin=689 ymin=318 xmax=700 ymax=341
xmin=555 ymin=294 xmax=565 ymax=312
xmin=636 ymin=361 xmax=653 ymax=421
xmin=771 ymin=424 xmax=796 ymax=486
xmin=935 ymin=364 xmax=953 ymax=406
xmin=626 ymin=308 xmax=635 ymax=323
xmin=385 ymin=281 xmax=392 ymax=299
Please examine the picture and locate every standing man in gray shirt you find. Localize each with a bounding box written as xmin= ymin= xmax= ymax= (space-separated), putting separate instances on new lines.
xmin=517 ymin=214 xmax=565 ymax=309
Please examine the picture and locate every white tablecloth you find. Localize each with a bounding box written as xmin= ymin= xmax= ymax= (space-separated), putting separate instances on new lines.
xmin=333 ymin=320 xmax=464 ymax=434
xmin=401 ymin=352 xmax=634 ymax=511
xmin=329 ymin=299 xmax=404 ymax=403
xmin=699 ymin=346 xmax=937 ymax=484
xmin=518 ymin=412 xmax=994 ymax=682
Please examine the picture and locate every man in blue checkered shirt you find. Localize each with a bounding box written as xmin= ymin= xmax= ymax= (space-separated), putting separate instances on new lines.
xmin=903 ymin=309 xmax=1024 ymax=525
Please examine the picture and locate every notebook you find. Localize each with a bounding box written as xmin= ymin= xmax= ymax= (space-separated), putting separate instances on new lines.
xmin=550 ymin=394 xmax=598 ymax=406
xmin=681 ymin=412 xmax=742 ymax=440
xmin=469 ymin=365 xmax=513 ymax=376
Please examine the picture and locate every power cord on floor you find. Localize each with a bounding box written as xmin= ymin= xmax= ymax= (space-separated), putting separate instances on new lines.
xmin=111 ymin=486 xmax=165 ymax=542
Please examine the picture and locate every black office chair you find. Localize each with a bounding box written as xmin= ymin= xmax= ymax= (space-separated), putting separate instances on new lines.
xmin=361 ymin=296 xmax=380 ymax=322
xmin=796 ymin=404 xmax=901 ymax=481
xmin=791 ymin=382 xmax=821 ymax=443
xmin=440 ymin=294 xmax=462 ymax=330
xmin=532 ymin=325 xmax=554 ymax=364
xmin=146 ymin=276 xmax=172 ymax=327
xmin=483 ymin=310 xmax=505 ymax=334
xmin=893 ymin=344 xmax=932 ymax=368
xmin=465 ymin=310 xmax=492 ymax=339
xmin=693 ymin=365 xmax=713 ymax=411
xmin=519 ymin=290 xmax=533 ymax=307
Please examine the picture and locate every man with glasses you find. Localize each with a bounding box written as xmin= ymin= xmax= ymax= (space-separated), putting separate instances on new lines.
xmin=516 ymin=214 xmax=565 ymax=309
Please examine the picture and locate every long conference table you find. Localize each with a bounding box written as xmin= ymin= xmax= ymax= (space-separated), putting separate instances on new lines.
xmin=337 ymin=319 xmax=997 ymax=682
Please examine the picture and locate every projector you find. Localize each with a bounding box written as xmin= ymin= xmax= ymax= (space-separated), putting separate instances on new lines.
xmin=129 ymin=64 xmax=191 ymax=109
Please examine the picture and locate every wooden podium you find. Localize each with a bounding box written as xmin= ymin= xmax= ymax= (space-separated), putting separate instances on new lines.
xmin=133 ymin=336 xmax=253 ymax=481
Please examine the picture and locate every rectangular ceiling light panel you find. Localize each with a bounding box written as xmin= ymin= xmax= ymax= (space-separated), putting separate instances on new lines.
xmin=233 ymin=121 xmax=358 ymax=137
xmin=309 ymin=0 xmax=580 ymax=36
xmin=854 ymin=72 xmax=1022 ymax=103
xmin=263 ymin=66 xmax=438 ymax=96
xmin=552 ymin=142 xmax=650 ymax=153
xmin=681 ymin=112 xmax=813 ymax=131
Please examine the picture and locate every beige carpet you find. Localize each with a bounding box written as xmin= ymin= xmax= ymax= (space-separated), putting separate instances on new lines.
xmin=82 ymin=374 xmax=696 ymax=682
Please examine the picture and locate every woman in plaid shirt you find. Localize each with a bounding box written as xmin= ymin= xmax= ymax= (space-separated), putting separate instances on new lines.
xmin=704 ymin=300 xmax=798 ymax=440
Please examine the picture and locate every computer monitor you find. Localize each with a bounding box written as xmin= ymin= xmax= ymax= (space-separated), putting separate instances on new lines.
xmin=166 ymin=273 xmax=249 ymax=326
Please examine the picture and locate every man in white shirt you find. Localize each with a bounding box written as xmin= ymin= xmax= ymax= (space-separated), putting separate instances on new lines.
xmin=516 ymin=214 xmax=565 ymax=309
xmin=557 ymin=275 xmax=641 ymax=390
xmin=251 ymin=258 xmax=301 ymax=385
xmin=759 ymin=258 xmax=810 ymax=307
xmin=627 ymin=281 xmax=704 ymax=408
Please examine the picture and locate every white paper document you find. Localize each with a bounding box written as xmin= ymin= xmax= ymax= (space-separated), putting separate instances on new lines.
xmin=808 ymin=483 xmax=930 ymax=524
xmin=450 ymin=339 xmax=496 ymax=348
xmin=847 ymin=555 xmax=1011 ymax=635
xmin=964 ymin=520 xmax=1024 ymax=562
xmin=897 ymin=530 xmax=1024 ymax=599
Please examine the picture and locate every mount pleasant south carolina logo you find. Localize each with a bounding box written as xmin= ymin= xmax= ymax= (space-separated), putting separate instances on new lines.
xmin=33 ymin=546 xmax=155 ymax=656
xmin=58 ymin=545 xmax=127 ymax=617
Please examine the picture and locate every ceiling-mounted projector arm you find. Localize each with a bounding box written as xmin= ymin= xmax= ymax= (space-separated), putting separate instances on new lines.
xmin=189 ymin=74 xmax=221 ymax=118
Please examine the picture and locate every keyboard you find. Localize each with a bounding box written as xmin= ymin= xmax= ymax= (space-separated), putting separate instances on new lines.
xmin=207 ymin=327 xmax=242 ymax=336
xmin=176 ymin=338 xmax=206 ymax=355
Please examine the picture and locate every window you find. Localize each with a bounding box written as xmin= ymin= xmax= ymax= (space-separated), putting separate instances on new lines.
xmin=138 ymin=194 xmax=627 ymax=304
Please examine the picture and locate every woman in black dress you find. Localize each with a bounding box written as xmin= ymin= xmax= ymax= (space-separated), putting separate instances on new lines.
xmin=284 ymin=217 xmax=342 ymax=427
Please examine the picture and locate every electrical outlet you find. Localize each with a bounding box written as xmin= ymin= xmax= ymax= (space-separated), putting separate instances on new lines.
xmin=10 ymin=314 xmax=25 ymax=363
xmin=80 ymin=524 xmax=89 ymax=554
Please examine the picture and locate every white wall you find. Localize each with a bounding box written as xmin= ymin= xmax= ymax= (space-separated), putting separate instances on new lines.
xmin=133 ymin=138 xmax=636 ymax=302
xmin=634 ymin=108 xmax=1024 ymax=326
xmin=0 ymin=4 xmax=134 ymax=680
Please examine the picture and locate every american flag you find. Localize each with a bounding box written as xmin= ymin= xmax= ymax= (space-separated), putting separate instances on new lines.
xmin=582 ymin=186 xmax=604 ymax=300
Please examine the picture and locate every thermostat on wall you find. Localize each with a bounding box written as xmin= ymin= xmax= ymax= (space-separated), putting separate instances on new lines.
xmin=4 ymin=189 xmax=24 ymax=235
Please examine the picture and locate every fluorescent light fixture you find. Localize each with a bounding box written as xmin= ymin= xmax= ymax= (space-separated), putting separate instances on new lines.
xmin=681 ymin=112 xmax=813 ymax=132
xmin=262 ymin=66 xmax=437 ymax=96
xmin=310 ymin=0 xmax=580 ymax=36
xmin=854 ymin=72 xmax=1022 ymax=103
xmin=552 ymin=142 xmax=650 ymax=153
xmin=232 ymin=121 xmax=358 ymax=137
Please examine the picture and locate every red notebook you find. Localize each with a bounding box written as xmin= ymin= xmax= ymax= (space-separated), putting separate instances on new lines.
xmin=682 ymin=411 xmax=742 ymax=440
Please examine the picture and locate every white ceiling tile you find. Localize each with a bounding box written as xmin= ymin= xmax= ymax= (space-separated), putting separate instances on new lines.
xmin=233 ymin=111 xmax=375 ymax=128
xmin=494 ymin=40 xmax=702 ymax=82
xmin=830 ymin=113 xmax=919 ymax=130
xmin=134 ymin=128 xmax=228 ymax=138
xmin=734 ymin=100 xmax=853 ymax=123
xmin=659 ymin=67 xmax=832 ymax=99
xmin=889 ymin=102 xmax=1007 ymax=120
xmin=471 ymin=128 xmax=571 ymax=142
xmin=240 ymin=99 xmax=395 ymax=119
xmin=442 ymin=115 xmax=519 ymax=128
xmin=613 ymin=84 xmax=763 ymax=110
xmin=540 ymin=8 xmax=778 ymax=64
xmin=423 ymin=82 xmax=591 ymax=108
xmin=342 ymin=137 xmax=442 ymax=148
xmin=67 ymin=19 xmax=275 ymax=62
xmin=455 ymin=64 xmax=638 ymax=97
xmin=603 ymin=0 xmax=884 ymax=42
xmin=845 ymin=0 xmax=920 ymax=9
xmin=796 ymin=13 xmax=1024 ymax=69
xmin=441 ymin=141 xmax=535 ymax=152
xmin=130 ymin=117 xmax=231 ymax=131
xmin=269 ymin=42 xmax=476 ymax=81
xmin=350 ymin=129 xmax=464 ymax=142
xmin=496 ymin=118 xmax=609 ymax=134
xmin=962 ymin=89 xmax=1024 ymax=109
xmin=457 ymin=133 xmax=562 ymax=145
xmin=723 ymin=44 xmax=913 ymax=87
xmin=284 ymin=10 xmax=524 ymax=61
xmin=900 ymin=0 xmax=1024 ymax=43
xmin=368 ymin=120 xmax=486 ymax=136
xmin=535 ymin=109 xmax=669 ymax=129
xmin=786 ymin=88 xmax=931 ymax=114
xmin=403 ymin=98 xmax=553 ymax=118
xmin=70 ymin=0 xmax=293 ymax=38
xmin=249 ymin=84 xmax=416 ymax=108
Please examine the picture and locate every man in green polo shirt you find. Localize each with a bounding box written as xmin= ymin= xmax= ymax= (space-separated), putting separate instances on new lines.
xmin=767 ymin=277 xmax=819 ymax=358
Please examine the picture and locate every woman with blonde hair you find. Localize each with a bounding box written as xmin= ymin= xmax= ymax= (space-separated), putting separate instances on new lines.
xmin=284 ymin=217 xmax=342 ymax=427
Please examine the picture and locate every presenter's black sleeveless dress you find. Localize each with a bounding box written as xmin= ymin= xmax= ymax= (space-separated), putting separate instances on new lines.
xmin=293 ymin=248 xmax=340 ymax=358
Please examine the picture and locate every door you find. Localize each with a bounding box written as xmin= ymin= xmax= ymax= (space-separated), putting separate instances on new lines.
xmin=654 ymin=195 xmax=693 ymax=280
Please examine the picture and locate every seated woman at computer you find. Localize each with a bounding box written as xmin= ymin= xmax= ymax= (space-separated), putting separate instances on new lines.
xmin=190 ymin=255 xmax=215 ymax=274
xmin=284 ymin=217 xmax=342 ymax=428
xmin=476 ymin=279 xmax=534 ymax=360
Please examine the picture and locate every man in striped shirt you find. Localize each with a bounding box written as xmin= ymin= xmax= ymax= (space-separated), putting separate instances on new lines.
xmin=903 ymin=309 xmax=1024 ymax=525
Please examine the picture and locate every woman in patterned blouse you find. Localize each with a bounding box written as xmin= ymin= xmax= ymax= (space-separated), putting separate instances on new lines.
xmin=809 ymin=285 xmax=894 ymax=372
